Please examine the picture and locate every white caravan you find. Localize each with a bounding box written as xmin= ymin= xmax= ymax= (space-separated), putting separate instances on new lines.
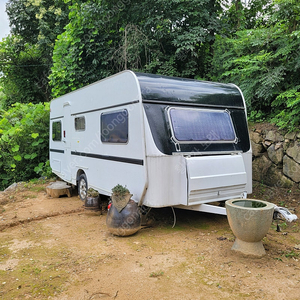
xmin=49 ymin=70 xmax=252 ymax=215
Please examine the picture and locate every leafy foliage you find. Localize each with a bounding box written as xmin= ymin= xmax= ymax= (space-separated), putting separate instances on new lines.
xmin=0 ymin=102 xmax=51 ymax=190
xmin=112 ymin=184 xmax=130 ymax=196
xmin=50 ymin=0 xmax=222 ymax=97
xmin=1 ymin=0 xmax=69 ymax=106
xmin=50 ymin=0 xmax=114 ymax=98
xmin=211 ymin=0 xmax=300 ymax=130
xmin=0 ymin=36 xmax=50 ymax=107
xmin=0 ymin=0 xmax=300 ymax=192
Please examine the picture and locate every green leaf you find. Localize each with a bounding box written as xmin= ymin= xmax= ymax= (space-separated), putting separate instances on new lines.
xmin=13 ymin=155 xmax=22 ymax=161
xmin=31 ymin=153 xmax=38 ymax=159
xmin=11 ymin=145 xmax=20 ymax=152
xmin=31 ymin=133 xmax=39 ymax=139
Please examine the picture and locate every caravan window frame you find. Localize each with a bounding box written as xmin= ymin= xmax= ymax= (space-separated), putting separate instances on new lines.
xmin=167 ymin=107 xmax=237 ymax=144
xmin=100 ymin=109 xmax=129 ymax=144
xmin=52 ymin=120 xmax=62 ymax=141
xmin=75 ymin=116 xmax=86 ymax=131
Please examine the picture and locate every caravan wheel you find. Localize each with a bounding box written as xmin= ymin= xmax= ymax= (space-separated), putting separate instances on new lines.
xmin=78 ymin=174 xmax=88 ymax=201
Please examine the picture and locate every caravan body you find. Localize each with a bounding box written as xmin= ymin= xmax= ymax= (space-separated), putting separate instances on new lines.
xmin=50 ymin=71 xmax=252 ymax=214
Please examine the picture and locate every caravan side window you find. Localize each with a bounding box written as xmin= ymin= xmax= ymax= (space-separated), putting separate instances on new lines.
xmin=52 ymin=121 xmax=62 ymax=141
xmin=75 ymin=117 xmax=85 ymax=131
xmin=101 ymin=110 xmax=128 ymax=143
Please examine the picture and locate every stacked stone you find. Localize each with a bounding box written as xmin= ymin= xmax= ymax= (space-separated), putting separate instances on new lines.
xmin=250 ymin=126 xmax=300 ymax=188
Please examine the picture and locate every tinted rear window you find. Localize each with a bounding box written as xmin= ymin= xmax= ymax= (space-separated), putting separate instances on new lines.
xmin=168 ymin=108 xmax=236 ymax=143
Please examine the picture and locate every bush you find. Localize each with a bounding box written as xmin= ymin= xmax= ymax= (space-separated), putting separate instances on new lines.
xmin=0 ymin=102 xmax=52 ymax=190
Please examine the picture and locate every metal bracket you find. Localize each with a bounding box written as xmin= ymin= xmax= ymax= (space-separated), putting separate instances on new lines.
xmin=171 ymin=136 xmax=181 ymax=152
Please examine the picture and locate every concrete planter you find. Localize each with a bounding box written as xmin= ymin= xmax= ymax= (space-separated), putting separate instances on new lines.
xmin=225 ymin=199 xmax=275 ymax=257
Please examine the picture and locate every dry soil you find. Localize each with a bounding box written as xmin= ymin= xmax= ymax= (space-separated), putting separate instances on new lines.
xmin=0 ymin=180 xmax=299 ymax=300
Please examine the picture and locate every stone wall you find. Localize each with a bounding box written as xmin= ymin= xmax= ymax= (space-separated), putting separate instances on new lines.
xmin=250 ymin=124 xmax=300 ymax=188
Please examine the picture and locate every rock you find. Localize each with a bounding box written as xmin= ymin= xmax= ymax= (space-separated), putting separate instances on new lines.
xmin=250 ymin=131 xmax=263 ymax=144
xmin=274 ymin=143 xmax=282 ymax=150
xmin=283 ymin=140 xmax=291 ymax=151
xmin=265 ymin=130 xmax=284 ymax=142
xmin=264 ymin=141 xmax=272 ymax=147
xmin=283 ymin=156 xmax=300 ymax=183
xmin=252 ymin=155 xmax=272 ymax=182
xmin=4 ymin=183 xmax=18 ymax=192
xmin=267 ymin=144 xmax=284 ymax=165
xmin=265 ymin=165 xmax=294 ymax=188
xmin=285 ymin=132 xmax=296 ymax=140
xmin=265 ymin=131 xmax=276 ymax=141
xmin=286 ymin=143 xmax=300 ymax=164
xmin=46 ymin=181 xmax=72 ymax=198
xmin=251 ymin=141 xmax=264 ymax=157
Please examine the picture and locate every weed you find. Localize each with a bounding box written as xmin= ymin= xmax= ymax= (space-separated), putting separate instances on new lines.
xmin=274 ymin=257 xmax=283 ymax=262
xmin=197 ymin=256 xmax=205 ymax=262
xmin=33 ymin=267 xmax=41 ymax=275
xmin=150 ymin=270 xmax=164 ymax=278
xmin=284 ymin=250 xmax=299 ymax=259
xmin=29 ymin=186 xmax=46 ymax=193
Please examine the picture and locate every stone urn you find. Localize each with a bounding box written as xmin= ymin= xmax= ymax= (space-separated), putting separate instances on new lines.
xmin=106 ymin=200 xmax=141 ymax=236
xmin=225 ymin=199 xmax=275 ymax=257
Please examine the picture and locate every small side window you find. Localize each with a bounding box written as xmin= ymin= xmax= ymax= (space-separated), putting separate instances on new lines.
xmin=52 ymin=121 xmax=62 ymax=141
xmin=101 ymin=110 xmax=128 ymax=143
xmin=75 ymin=116 xmax=85 ymax=131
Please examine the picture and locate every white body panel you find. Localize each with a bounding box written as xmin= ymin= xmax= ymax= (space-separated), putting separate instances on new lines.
xmin=50 ymin=71 xmax=147 ymax=201
xmin=186 ymin=154 xmax=247 ymax=204
xmin=50 ymin=70 xmax=252 ymax=215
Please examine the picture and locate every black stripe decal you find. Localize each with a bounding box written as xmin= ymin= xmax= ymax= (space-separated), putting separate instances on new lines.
xmin=71 ymin=151 xmax=144 ymax=166
xmin=71 ymin=100 xmax=140 ymax=116
xmin=50 ymin=148 xmax=64 ymax=153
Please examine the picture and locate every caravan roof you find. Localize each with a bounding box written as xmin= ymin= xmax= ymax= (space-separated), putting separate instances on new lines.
xmin=135 ymin=72 xmax=245 ymax=109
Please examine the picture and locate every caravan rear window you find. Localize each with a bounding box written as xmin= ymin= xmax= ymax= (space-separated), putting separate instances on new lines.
xmin=168 ymin=108 xmax=236 ymax=143
xmin=52 ymin=121 xmax=62 ymax=141
xmin=101 ymin=110 xmax=128 ymax=143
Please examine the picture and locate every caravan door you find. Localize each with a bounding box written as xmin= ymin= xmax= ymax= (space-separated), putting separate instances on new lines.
xmin=61 ymin=102 xmax=72 ymax=181
xmin=49 ymin=101 xmax=72 ymax=182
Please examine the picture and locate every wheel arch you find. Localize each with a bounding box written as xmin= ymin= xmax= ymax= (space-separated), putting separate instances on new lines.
xmin=76 ymin=169 xmax=86 ymax=184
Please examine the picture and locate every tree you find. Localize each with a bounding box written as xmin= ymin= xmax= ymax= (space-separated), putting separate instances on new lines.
xmin=1 ymin=0 xmax=69 ymax=106
xmin=136 ymin=0 xmax=222 ymax=78
xmin=49 ymin=0 xmax=222 ymax=97
xmin=211 ymin=0 xmax=300 ymax=130
xmin=219 ymin=0 xmax=273 ymax=34
xmin=0 ymin=36 xmax=49 ymax=106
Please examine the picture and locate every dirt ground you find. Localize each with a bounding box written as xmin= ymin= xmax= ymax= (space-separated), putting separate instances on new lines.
xmin=0 ymin=179 xmax=299 ymax=300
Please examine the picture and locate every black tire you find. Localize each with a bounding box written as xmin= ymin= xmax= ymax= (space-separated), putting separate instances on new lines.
xmin=78 ymin=174 xmax=88 ymax=201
